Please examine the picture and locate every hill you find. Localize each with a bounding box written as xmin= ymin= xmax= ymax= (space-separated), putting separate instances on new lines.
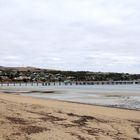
xmin=0 ymin=66 xmax=140 ymax=82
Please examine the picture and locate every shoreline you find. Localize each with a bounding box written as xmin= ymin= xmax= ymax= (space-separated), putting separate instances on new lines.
xmin=0 ymin=93 xmax=140 ymax=140
xmin=0 ymin=92 xmax=140 ymax=119
xmin=0 ymin=84 xmax=140 ymax=111
xmin=22 ymin=94 xmax=140 ymax=112
xmin=1 ymin=90 xmax=140 ymax=111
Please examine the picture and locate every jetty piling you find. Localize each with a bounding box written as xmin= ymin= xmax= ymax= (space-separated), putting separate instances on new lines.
xmin=0 ymin=80 xmax=140 ymax=87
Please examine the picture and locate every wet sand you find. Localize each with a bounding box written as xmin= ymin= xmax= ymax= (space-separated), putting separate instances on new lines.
xmin=0 ymin=93 xmax=140 ymax=140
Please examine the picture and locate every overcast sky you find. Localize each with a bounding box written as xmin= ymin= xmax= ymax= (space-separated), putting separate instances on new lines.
xmin=0 ymin=0 xmax=140 ymax=73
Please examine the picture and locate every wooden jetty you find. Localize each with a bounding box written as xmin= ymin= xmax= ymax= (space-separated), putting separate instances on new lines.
xmin=0 ymin=80 xmax=140 ymax=87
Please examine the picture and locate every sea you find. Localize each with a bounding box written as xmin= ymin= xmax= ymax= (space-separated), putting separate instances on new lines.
xmin=0 ymin=84 xmax=140 ymax=110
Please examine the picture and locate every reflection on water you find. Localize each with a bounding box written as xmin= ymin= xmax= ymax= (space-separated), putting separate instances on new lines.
xmin=0 ymin=85 xmax=140 ymax=110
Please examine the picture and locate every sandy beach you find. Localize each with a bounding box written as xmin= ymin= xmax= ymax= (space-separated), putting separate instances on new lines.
xmin=0 ymin=93 xmax=140 ymax=140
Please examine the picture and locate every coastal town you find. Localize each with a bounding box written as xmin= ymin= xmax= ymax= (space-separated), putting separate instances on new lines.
xmin=0 ymin=66 xmax=140 ymax=83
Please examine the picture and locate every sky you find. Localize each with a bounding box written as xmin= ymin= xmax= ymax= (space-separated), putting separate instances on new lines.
xmin=0 ymin=0 xmax=140 ymax=73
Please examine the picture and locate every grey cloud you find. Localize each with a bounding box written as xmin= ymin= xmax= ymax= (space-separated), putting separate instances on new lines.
xmin=0 ymin=0 xmax=140 ymax=73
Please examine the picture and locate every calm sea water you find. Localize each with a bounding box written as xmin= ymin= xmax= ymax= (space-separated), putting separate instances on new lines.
xmin=0 ymin=84 xmax=140 ymax=110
